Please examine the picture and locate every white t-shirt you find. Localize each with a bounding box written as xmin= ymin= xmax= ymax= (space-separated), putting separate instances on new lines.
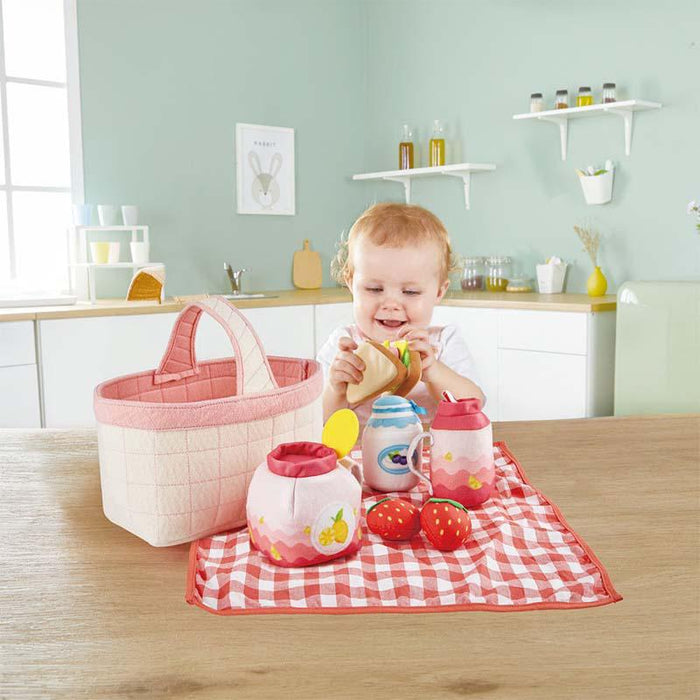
xmin=316 ymin=324 xmax=481 ymax=425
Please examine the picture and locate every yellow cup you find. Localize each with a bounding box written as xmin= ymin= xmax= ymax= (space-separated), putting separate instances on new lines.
xmin=90 ymin=242 xmax=110 ymax=264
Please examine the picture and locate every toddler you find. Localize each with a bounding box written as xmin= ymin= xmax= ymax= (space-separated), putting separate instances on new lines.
xmin=317 ymin=202 xmax=484 ymax=423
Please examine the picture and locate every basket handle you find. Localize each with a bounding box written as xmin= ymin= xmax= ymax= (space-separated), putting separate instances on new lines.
xmin=153 ymin=296 xmax=278 ymax=394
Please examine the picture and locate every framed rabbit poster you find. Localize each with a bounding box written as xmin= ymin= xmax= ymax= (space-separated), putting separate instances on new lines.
xmin=235 ymin=123 xmax=295 ymax=215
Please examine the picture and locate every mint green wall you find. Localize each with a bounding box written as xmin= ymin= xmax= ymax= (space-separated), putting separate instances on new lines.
xmin=77 ymin=0 xmax=368 ymax=296
xmin=363 ymin=0 xmax=700 ymax=292
xmin=78 ymin=0 xmax=700 ymax=296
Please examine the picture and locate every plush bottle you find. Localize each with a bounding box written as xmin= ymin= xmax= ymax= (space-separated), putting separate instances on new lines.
xmin=406 ymin=398 xmax=495 ymax=508
xmin=361 ymin=395 xmax=426 ymax=492
xmin=430 ymin=398 xmax=495 ymax=507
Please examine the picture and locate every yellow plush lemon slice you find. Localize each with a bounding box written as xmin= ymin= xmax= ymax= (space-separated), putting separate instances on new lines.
xmin=322 ymin=408 xmax=360 ymax=459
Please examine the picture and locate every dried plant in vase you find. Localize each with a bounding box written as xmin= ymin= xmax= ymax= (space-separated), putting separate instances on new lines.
xmin=687 ymin=200 xmax=700 ymax=233
xmin=330 ymin=231 xmax=349 ymax=287
xmin=573 ymin=224 xmax=607 ymax=297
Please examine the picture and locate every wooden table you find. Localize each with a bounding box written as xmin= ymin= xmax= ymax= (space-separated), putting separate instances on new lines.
xmin=1 ymin=415 xmax=698 ymax=699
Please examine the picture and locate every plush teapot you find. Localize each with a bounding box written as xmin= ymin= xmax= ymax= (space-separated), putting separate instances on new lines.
xmin=246 ymin=441 xmax=362 ymax=567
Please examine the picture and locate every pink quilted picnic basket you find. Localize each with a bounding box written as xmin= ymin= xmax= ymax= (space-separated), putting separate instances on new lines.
xmin=94 ymin=296 xmax=323 ymax=547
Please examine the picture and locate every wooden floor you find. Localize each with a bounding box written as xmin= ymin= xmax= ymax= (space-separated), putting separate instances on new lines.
xmin=1 ymin=414 xmax=698 ymax=699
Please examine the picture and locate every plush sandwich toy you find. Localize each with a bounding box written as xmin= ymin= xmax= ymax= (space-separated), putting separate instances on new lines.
xmin=346 ymin=339 xmax=422 ymax=405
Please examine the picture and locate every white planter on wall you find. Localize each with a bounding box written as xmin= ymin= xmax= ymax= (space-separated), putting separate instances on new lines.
xmin=578 ymin=165 xmax=614 ymax=205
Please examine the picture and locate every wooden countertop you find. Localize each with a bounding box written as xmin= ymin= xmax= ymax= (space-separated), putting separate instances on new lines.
xmin=1 ymin=415 xmax=697 ymax=699
xmin=0 ymin=288 xmax=616 ymax=322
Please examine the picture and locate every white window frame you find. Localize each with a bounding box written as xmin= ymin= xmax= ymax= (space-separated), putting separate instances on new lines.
xmin=0 ymin=0 xmax=84 ymax=284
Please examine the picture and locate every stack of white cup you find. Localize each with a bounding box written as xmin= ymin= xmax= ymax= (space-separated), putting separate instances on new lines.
xmin=71 ymin=204 xmax=149 ymax=264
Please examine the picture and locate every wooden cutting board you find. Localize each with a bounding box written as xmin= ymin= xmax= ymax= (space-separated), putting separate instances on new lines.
xmin=292 ymin=239 xmax=322 ymax=289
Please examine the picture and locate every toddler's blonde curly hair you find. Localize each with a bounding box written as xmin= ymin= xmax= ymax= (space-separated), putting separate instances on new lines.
xmin=331 ymin=202 xmax=457 ymax=287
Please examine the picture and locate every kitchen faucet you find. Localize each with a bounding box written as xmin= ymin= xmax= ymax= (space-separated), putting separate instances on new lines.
xmin=224 ymin=263 xmax=248 ymax=295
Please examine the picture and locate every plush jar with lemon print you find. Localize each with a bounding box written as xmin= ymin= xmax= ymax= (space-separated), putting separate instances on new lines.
xmin=246 ymin=442 xmax=362 ymax=567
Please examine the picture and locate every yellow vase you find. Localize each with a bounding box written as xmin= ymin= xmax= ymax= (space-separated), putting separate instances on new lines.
xmin=587 ymin=266 xmax=608 ymax=297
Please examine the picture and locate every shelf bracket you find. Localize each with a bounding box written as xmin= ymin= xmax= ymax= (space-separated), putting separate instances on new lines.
xmin=605 ymin=107 xmax=634 ymax=155
xmin=538 ymin=115 xmax=568 ymax=161
xmin=383 ymin=175 xmax=412 ymax=203
xmin=442 ymin=171 xmax=473 ymax=209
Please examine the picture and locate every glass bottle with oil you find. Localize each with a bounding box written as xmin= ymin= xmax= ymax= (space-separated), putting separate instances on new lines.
xmin=398 ymin=124 xmax=414 ymax=170
xmin=429 ymin=119 xmax=445 ymax=167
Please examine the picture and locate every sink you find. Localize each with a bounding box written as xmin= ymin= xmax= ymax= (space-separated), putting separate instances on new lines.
xmin=222 ymin=293 xmax=278 ymax=300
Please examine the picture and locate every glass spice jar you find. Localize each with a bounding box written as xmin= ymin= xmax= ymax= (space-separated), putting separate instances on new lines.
xmin=461 ymin=256 xmax=485 ymax=291
xmin=555 ymin=89 xmax=569 ymax=109
xmin=577 ymin=86 xmax=593 ymax=107
xmin=530 ymin=93 xmax=544 ymax=113
xmin=602 ymin=82 xmax=616 ymax=103
xmin=485 ymin=256 xmax=512 ymax=292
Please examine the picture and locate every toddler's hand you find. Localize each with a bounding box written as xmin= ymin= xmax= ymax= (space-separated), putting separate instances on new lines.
xmin=328 ymin=337 xmax=365 ymax=396
xmin=397 ymin=326 xmax=438 ymax=382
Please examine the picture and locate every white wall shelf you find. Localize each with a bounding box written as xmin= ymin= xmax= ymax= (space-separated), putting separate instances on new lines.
xmin=68 ymin=262 xmax=164 ymax=305
xmin=352 ymin=162 xmax=496 ymax=209
xmin=68 ymin=262 xmax=163 ymax=269
xmin=74 ymin=225 xmax=150 ymax=233
xmin=67 ymin=225 xmax=159 ymax=304
xmin=70 ymin=225 xmax=150 ymax=260
xmin=513 ymin=99 xmax=662 ymax=160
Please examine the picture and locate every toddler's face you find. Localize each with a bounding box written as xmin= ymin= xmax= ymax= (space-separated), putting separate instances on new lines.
xmin=350 ymin=238 xmax=449 ymax=341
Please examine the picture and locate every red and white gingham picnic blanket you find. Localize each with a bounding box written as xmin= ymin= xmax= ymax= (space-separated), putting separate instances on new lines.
xmin=186 ymin=442 xmax=622 ymax=615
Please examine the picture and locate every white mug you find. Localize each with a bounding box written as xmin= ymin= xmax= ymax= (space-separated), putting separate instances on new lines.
xmin=130 ymin=241 xmax=150 ymax=264
xmin=72 ymin=204 xmax=92 ymax=226
xmin=107 ymin=242 xmax=120 ymax=264
xmin=121 ymin=205 xmax=139 ymax=225
xmin=97 ymin=205 xmax=119 ymax=226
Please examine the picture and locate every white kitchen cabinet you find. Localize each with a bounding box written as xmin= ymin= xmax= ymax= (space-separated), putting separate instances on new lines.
xmin=434 ymin=305 xmax=614 ymax=422
xmin=0 ymin=321 xmax=40 ymax=428
xmin=9 ymin=299 xmax=614 ymax=429
xmin=0 ymin=321 xmax=36 ymax=366
xmin=431 ymin=306 xmax=500 ymax=420
xmin=314 ymin=302 xmax=354 ymax=355
xmin=0 ymin=364 xmax=41 ymax=428
xmin=40 ymin=313 xmax=180 ymax=427
xmin=498 ymin=349 xmax=587 ymax=420
xmin=498 ymin=310 xmax=587 ymax=355
xmin=495 ymin=309 xmax=615 ymax=421
xmin=241 ymin=306 xmax=314 ymax=358
xmin=194 ymin=306 xmax=314 ymax=360
xmin=39 ymin=305 xmax=316 ymax=428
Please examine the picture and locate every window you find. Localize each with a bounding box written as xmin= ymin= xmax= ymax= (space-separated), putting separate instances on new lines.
xmin=0 ymin=0 xmax=83 ymax=291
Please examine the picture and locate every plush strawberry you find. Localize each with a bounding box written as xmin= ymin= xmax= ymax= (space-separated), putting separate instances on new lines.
xmin=419 ymin=498 xmax=472 ymax=551
xmin=366 ymin=498 xmax=421 ymax=541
